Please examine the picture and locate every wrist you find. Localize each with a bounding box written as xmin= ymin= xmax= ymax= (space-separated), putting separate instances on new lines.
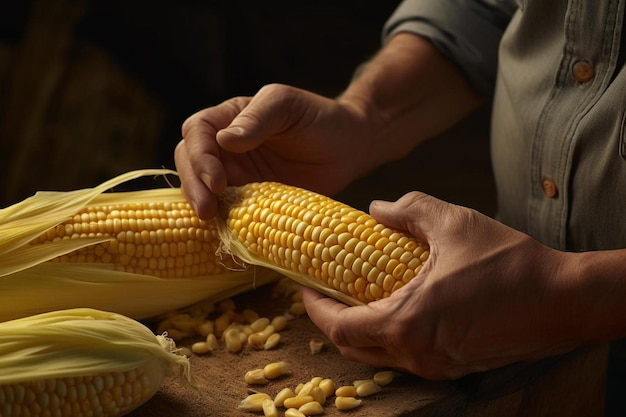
xmin=564 ymin=249 xmax=626 ymax=344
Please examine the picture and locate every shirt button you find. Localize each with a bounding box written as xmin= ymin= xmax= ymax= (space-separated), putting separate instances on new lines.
xmin=572 ymin=60 xmax=594 ymax=83
xmin=542 ymin=178 xmax=558 ymax=198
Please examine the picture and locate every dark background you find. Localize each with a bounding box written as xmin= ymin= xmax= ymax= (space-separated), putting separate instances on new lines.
xmin=0 ymin=0 xmax=496 ymax=215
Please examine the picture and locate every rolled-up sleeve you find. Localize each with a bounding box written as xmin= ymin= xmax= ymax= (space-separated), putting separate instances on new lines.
xmin=383 ymin=0 xmax=517 ymax=97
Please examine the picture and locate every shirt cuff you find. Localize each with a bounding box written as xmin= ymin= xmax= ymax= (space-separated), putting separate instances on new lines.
xmin=383 ymin=0 xmax=517 ymax=97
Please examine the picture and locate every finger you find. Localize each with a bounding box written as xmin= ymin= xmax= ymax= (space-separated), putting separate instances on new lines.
xmin=174 ymin=140 xmax=219 ymax=219
xmin=181 ymin=100 xmax=249 ymax=194
xmin=301 ymin=287 xmax=389 ymax=349
xmin=216 ymin=84 xmax=310 ymax=152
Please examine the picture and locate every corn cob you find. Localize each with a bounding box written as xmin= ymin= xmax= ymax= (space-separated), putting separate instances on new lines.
xmin=0 ymin=169 xmax=277 ymax=322
xmin=0 ymin=308 xmax=194 ymax=417
xmin=216 ymin=182 xmax=430 ymax=305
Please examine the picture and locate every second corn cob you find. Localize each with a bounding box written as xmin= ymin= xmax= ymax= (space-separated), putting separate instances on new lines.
xmin=0 ymin=308 xmax=194 ymax=417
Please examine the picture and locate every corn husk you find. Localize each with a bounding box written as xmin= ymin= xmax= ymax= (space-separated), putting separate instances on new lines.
xmin=0 ymin=169 xmax=278 ymax=322
xmin=0 ymin=307 xmax=192 ymax=384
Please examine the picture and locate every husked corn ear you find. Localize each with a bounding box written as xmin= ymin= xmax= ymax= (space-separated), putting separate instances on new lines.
xmin=0 ymin=169 xmax=278 ymax=322
xmin=0 ymin=308 xmax=194 ymax=417
xmin=218 ymin=182 xmax=429 ymax=305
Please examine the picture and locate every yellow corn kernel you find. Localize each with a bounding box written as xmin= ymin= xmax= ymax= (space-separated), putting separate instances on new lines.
xmin=285 ymin=408 xmax=306 ymax=417
xmin=205 ymin=333 xmax=219 ymax=351
xmin=264 ymin=332 xmax=281 ymax=350
xmin=250 ymin=317 xmax=271 ymax=332
xmin=309 ymin=376 xmax=324 ymax=387
xmin=335 ymin=386 xmax=357 ymax=397
xmin=270 ymin=315 xmax=288 ymax=331
xmin=191 ymin=341 xmax=213 ymax=355
xmin=263 ymin=361 xmax=289 ymax=380
xmin=289 ymin=301 xmax=307 ymax=316
xmin=355 ymin=380 xmax=381 ymax=397
xmin=0 ymin=308 xmax=193 ymax=417
xmin=273 ymin=387 xmax=295 ymax=407
xmin=335 ymin=396 xmax=362 ymax=411
xmin=298 ymin=401 xmax=323 ymax=416
xmin=241 ymin=309 xmax=260 ymax=323
xmin=318 ymin=378 xmax=335 ymax=397
xmin=310 ymin=386 xmax=326 ymax=405
xmin=296 ymin=381 xmax=315 ymax=398
xmin=238 ymin=393 xmax=271 ymax=412
xmin=262 ymin=398 xmax=279 ymax=417
xmin=249 ymin=325 xmax=276 ymax=349
xmin=245 ymin=369 xmax=268 ymax=385
xmin=283 ymin=395 xmax=314 ymax=409
xmin=218 ymin=182 xmax=430 ymax=306
xmin=224 ymin=328 xmax=243 ymax=353
xmin=373 ymin=370 xmax=395 ymax=386
xmin=195 ymin=320 xmax=214 ymax=337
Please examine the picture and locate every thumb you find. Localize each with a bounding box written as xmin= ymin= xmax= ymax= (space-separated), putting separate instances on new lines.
xmin=369 ymin=191 xmax=447 ymax=242
xmin=216 ymin=84 xmax=306 ymax=153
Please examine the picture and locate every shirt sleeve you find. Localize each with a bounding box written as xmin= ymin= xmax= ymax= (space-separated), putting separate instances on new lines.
xmin=383 ymin=0 xmax=518 ymax=97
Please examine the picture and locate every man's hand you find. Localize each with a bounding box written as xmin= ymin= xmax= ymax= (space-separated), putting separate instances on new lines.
xmin=303 ymin=192 xmax=579 ymax=379
xmin=175 ymin=84 xmax=366 ymax=219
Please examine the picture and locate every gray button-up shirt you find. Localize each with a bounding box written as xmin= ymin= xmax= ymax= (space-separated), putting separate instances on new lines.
xmin=384 ymin=0 xmax=626 ymax=252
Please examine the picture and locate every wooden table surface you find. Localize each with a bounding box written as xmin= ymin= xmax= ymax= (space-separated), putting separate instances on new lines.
xmin=127 ymin=283 xmax=608 ymax=417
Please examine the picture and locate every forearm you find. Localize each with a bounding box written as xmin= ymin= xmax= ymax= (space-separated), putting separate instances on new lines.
xmin=337 ymin=33 xmax=484 ymax=171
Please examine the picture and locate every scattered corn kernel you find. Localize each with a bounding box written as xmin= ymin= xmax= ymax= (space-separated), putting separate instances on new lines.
xmin=294 ymin=382 xmax=304 ymax=395
xmin=214 ymin=313 xmax=231 ymax=336
xmin=191 ymin=341 xmax=212 ymax=355
xmin=355 ymin=380 xmax=381 ymax=397
xmin=335 ymin=385 xmax=357 ymax=397
xmin=297 ymin=381 xmax=314 ymax=398
xmin=238 ymin=393 xmax=271 ymax=412
xmin=242 ymin=309 xmax=260 ymax=323
xmin=262 ymin=398 xmax=279 ymax=417
xmin=245 ymin=368 xmax=268 ymax=385
xmin=289 ymin=301 xmax=306 ymax=316
xmin=285 ymin=408 xmax=306 ymax=417
xmin=224 ymin=328 xmax=242 ymax=352
xmin=195 ymin=320 xmax=214 ymax=337
xmin=264 ymin=332 xmax=281 ymax=350
xmin=318 ymin=378 xmax=335 ymax=397
xmin=309 ymin=376 xmax=323 ymax=387
xmin=284 ymin=395 xmax=314 ymax=409
xmin=298 ymin=401 xmax=323 ymax=416
xmin=309 ymin=338 xmax=325 ymax=354
xmin=205 ymin=333 xmax=219 ymax=351
xmin=263 ymin=361 xmax=289 ymax=380
xmin=311 ymin=386 xmax=326 ymax=405
xmin=274 ymin=387 xmax=295 ymax=407
xmin=271 ymin=315 xmax=288 ymax=331
xmin=352 ymin=379 xmax=371 ymax=388
xmin=250 ymin=317 xmax=271 ymax=332
xmin=335 ymin=396 xmax=362 ymax=411
xmin=373 ymin=370 xmax=395 ymax=386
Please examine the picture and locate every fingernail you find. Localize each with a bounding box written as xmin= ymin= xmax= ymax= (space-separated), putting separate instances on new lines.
xmin=220 ymin=126 xmax=243 ymax=136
